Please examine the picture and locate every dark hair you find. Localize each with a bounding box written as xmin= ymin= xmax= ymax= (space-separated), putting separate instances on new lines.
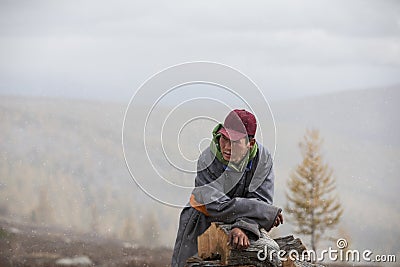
xmin=245 ymin=135 xmax=255 ymax=144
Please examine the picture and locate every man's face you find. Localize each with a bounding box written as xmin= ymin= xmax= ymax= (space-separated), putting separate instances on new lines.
xmin=219 ymin=134 xmax=254 ymax=164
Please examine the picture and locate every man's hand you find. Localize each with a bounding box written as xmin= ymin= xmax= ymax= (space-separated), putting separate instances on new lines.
xmin=274 ymin=212 xmax=283 ymax=227
xmin=229 ymin=227 xmax=250 ymax=250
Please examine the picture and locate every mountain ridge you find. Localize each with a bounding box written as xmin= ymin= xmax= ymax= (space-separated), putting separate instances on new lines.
xmin=0 ymin=86 xmax=398 ymax=257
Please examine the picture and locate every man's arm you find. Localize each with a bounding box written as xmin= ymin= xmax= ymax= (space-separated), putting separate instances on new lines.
xmin=191 ymin=148 xmax=281 ymax=235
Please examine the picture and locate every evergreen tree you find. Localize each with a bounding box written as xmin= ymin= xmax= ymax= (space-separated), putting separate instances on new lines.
xmin=140 ymin=211 xmax=160 ymax=247
xmin=286 ymin=129 xmax=343 ymax=252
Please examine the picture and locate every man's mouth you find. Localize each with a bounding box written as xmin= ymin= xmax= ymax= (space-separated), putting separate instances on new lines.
xmin=223 ymin=151 xmax=231 ymax=158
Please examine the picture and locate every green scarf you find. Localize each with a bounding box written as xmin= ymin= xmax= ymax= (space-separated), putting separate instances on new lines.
xmin=210 ymin=124 xmax=258 ymax=172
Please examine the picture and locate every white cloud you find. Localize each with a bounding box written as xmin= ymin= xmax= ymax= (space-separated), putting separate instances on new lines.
xmin=0 ymin=0 xmax=399 ymax=101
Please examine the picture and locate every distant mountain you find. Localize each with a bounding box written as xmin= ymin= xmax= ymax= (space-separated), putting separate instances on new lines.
xmin=0 ymin=86 xmax=399 ymax=259
xmin=273 ymin=86 xmax=400 ymax=146
xmin=270 ymin=86 xmax=400 ymax=256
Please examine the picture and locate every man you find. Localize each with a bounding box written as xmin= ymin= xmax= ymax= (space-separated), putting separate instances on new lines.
xmin=172 ymin=109 xmax=283 ymax=267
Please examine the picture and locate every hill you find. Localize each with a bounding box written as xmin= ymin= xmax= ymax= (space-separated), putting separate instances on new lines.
xmin=269 ymin=86 xmax=399 ymax=253
xmin=0 ymin=86 xmax=399 ymax=263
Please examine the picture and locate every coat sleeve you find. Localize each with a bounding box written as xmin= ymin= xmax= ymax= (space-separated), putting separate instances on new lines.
xmin=191 ymin=150 xmax=281 ymax=236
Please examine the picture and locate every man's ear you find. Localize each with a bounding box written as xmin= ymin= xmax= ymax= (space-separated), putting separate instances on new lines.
xmin=249 ymin=138 xmax=256 ymax=148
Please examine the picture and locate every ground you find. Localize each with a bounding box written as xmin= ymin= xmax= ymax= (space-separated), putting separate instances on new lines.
xmin=0 ymin=217 xmax=172 ymax=267
xmin=0 ymin=217 xmax=385 ymax=267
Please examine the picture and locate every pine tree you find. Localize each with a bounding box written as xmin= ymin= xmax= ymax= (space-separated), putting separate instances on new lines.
xmin=285 ymin=129 xmax=343 ymax=252
xmin=90 ymin=204 xmax=99 ymax=233
xmin=35 ymin=187 xmax=54 ymax=226
xmin=140 ymin=211 xmax=160 ymax=247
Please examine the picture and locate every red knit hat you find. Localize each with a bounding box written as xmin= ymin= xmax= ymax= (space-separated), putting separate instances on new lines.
xmin=218 ymin=109 xmax=257 ymax=141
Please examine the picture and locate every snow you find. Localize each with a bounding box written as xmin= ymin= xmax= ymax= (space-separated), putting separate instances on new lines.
xmin=55 ymin=256 xmax=93 ymax=266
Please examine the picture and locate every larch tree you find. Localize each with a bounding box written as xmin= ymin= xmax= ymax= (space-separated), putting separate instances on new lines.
xmin=285 ymin=129 xmax=343 ymax=252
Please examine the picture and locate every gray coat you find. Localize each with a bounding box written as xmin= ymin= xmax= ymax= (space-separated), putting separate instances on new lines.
xmin=171 ymin=143 xmax=281 ymax=267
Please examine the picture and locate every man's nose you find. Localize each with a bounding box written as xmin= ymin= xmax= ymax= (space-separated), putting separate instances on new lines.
xmin=225 ymin=141 xmax=231 ymax=149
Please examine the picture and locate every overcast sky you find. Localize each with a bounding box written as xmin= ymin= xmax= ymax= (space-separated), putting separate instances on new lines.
xmin=0 ymin=0 xmax=399 ymax=102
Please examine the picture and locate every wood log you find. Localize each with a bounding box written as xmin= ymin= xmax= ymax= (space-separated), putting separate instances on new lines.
xmin=197 ymin=223 xmax=231 ymax=264
xmin=187 ymin=222 xmax=324 ymax=267
xmin=274 ymin=235 xmax=307 ymax=258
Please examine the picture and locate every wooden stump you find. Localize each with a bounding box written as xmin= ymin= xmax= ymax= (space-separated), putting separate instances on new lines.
xmin=187 ymin=222 xmax=324 ymax=267
xmin=197 ymin=223 xmax=231 ymax=264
